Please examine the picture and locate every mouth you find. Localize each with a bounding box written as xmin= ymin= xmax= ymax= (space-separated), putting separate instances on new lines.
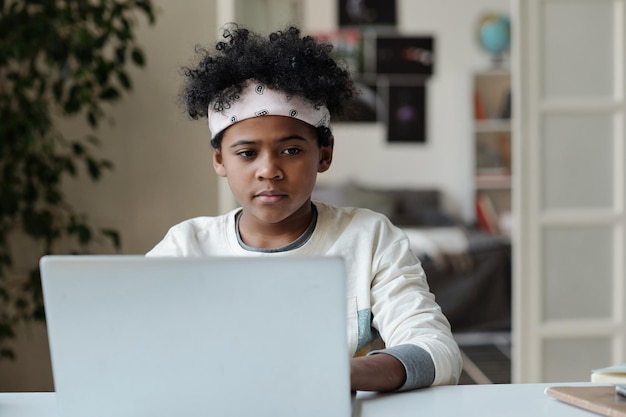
xmin=254 ymin=190 xmax=287 ymax=203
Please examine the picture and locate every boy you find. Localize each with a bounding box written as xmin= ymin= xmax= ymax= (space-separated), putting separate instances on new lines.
xmin=147 ymin=25 xmax=462 ymax=392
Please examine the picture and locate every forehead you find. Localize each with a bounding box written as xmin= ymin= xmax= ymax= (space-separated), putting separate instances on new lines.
xmin=221 ymin=115 xmax=318 ymax=145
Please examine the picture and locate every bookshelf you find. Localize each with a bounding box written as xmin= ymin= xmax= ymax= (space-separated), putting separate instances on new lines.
xmin=472 ymin=69 xmax=511 ymax=237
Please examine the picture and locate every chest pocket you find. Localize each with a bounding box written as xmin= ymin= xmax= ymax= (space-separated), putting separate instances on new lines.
xmin=346 ymin=296 xmax=358 ymax=356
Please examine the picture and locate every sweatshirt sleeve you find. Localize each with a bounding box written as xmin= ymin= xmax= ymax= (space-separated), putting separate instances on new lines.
xmin=369 ymin=224 xmax=463 ymax=387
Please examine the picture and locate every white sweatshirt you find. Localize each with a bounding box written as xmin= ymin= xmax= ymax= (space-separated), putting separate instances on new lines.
xmin=147 ymin=202 xmax=462 ymax=389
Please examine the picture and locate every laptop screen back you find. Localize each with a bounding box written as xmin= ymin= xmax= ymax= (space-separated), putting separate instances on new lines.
xmin=40 ymin=255 xmax=350 ymax=417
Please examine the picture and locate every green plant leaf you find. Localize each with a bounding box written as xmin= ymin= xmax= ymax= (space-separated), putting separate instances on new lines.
xmin=0 ymin=324 xmax=15 ymax=340
xmin=136 ymin=0 xmax=156 ymax=24
xmin=86 ymin=157 xmax=101 ymax=180
xmin=52 ymin=79 xmax=64 ymax=102
xmin=115 ymin=45 xmax=126 ymax=64
xmin=0 ymin=350 xmax=16 ymax=361
xmin=21 ymin=209 xmax=54 ymax=239
xmin=131 ymin=47 xmax=145 ymax=66
xmin=101 ymin=228 xmax=122 ymax=250
xmin=116 ymin=70 xmax=131 ymax=90
xmin=72 ymin=142 xmax=84 ymax=156
xmin=67 ymin=218 xmax=93 ymax=245
xmin=87 ymin=111 xmax=98 ymax=127
xmin=99 ymin=87 xmax=120 ymax=100
xmin=0 ymin=0 xmax=156 ymax=362
xmin=15 ymin=298 xmax=27 ymax=311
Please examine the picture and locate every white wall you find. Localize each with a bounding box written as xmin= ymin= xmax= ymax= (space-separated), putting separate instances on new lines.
xmin=303 ymin=0 xmax=511 ymax=220
xmin=0 ymin=0 xmax=509 ymax=392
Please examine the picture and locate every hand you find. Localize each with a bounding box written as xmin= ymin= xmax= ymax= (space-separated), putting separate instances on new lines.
xmin=350 ymin=353 xmax=406 ymax=392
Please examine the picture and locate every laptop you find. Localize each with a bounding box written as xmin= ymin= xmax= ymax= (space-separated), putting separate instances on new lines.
xmin=40 ymin=255 xmax=351 ymax=417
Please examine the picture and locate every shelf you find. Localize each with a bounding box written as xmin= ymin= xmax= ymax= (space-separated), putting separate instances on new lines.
xmin=474 ymin=119 xmax=511 ymax=133
xmin=476 ymin=174 xmax=511 ymax=190
xmin=473 ymin=69 xmax=512 ymax=237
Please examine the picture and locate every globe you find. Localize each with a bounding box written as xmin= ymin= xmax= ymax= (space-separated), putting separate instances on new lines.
xmin=476 ymin=13 xmax=511 ymax=63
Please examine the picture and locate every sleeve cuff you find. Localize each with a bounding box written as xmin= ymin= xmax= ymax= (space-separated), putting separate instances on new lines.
xmin=368 ymin=344 xmax=435 ymax=391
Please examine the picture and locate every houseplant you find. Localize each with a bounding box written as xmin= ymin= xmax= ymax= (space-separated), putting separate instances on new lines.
xmin=0 ymin=0 xmax=156 ymax=359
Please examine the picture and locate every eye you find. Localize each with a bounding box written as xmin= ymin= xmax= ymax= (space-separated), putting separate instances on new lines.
xmin=236 ymin=150 xmax=256 ymax=158
xmin=282 ymin=147 xmax=302 ymax=156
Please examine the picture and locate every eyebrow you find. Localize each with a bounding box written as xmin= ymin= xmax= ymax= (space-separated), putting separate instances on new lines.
xmin=228 ymin=135 xmax=309 ymax=148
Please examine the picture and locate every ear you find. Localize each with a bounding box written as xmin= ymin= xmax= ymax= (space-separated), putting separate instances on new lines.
xmin=213 ymin=149 xmax=227 ymax=177
xmin=318 ymin=135 xmax=334 ymax=173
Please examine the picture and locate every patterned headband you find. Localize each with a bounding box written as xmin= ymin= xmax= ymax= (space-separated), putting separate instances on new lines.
xmin=207 ymin=80 xmax=331 ymax=138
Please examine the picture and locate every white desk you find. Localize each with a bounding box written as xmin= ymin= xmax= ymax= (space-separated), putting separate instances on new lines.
xmin=0 ymin=392 xmax=56 ymax=417
xmin=0 ymin=383 xmax=606 ymax=417
xmin=355 ymin=383 xmax=601 ymax=417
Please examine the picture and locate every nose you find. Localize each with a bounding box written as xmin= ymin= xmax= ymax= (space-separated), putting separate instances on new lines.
xmin=256 ymin=153 xmax=283 ymax=181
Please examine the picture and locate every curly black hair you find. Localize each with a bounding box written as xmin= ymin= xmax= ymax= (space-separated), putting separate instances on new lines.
xmin=180 ymin=25 xmax=357 ymax=149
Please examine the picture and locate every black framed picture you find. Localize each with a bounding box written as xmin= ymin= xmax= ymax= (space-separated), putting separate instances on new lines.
xmin=363 ymin=35 xmax=435 ymax=76
xmin=386 ymin=84 xmax=426 ymax=143
xmin=338 ymin=0 xmax=397 ymax=27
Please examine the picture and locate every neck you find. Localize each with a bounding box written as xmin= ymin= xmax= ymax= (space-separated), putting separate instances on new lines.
xmin=238 ymin=202 xmax=314 ymax=249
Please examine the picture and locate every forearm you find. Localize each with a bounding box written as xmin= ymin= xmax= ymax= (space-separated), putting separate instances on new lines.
xmin=350 ymin=353 xmax=406 ymax=392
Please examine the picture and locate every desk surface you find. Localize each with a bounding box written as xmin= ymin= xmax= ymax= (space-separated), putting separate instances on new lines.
xmin=0 ymin=383 xmax=607 ymax=417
